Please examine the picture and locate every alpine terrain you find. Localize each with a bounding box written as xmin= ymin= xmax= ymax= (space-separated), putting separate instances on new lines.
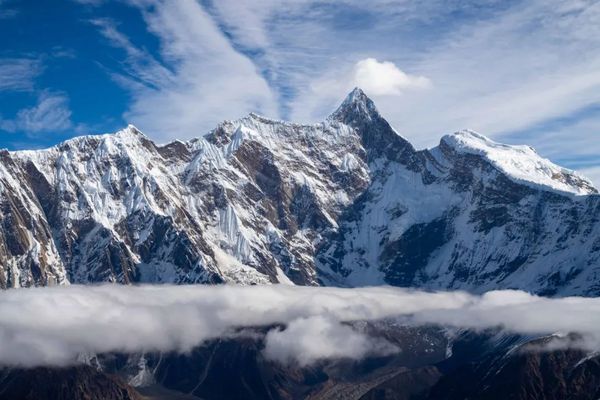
xmin=0 ymin=88 xmax=598 ymax=296
xmin=2 ymin=88 xmax=600 ymax=400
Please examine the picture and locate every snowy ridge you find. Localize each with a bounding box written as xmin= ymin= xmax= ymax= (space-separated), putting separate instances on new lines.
xmin=441 ymin=130 xmax=596 ymax=196
xmin=0 ymin=88 xmax=599 ymax=295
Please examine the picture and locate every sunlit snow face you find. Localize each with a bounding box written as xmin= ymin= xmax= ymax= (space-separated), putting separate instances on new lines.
xmin=2 ymin=284 xmax=600 ymax=368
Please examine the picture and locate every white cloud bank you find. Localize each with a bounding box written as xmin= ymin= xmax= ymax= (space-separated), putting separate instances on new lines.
xmin=264 ymin=315 xmax=399 ymax=366
xmin=3 ymin=285 xmax=600 ymax=368
xmin=293 ymin=58 xmax=431 ymax=122
xmin=311 ymin=58 xmax=430 ymax=98
xmin=353 ymin=58 xmax=431 ymax=96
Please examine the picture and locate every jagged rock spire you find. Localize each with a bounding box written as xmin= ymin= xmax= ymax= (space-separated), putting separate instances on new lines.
xmin=327 ymin=87 xmax=417 ymax=165
xmin=328 ymin=87 xmax=380 ymax=125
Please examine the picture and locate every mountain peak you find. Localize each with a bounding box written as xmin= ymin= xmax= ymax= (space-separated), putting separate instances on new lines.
xmin=441 ymin=130 xmax=597 ymax=195
xmin=328 ymin=87 xmax=380 ymax=124
xmin=114 ymin=124 xmax=146 ymax=140
xmin=344 ymin=87 xmax=370 ymax=104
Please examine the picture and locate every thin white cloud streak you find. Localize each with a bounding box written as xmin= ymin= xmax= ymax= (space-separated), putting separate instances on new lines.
xmin=92 ymin=0 xmax=278 ymax=143
xmin=3 ymin=285 xmax=600 ymax=368
xmin=401 ymin=0 xmax=600 ymax=142
xmin=0 ymin=58 xmax=42 ymax=92
xmin=0 ymin=91 xmax=73 ymax=134
xmin=0 ymin=0 xmax=18 ymax=19
xmin=285 ymin=0 xmax=600 ymax=145
xmin=512 ymin=121 xmax=600 ymax=162
xmin=72 ymin=0 xmax=105 ymax=5
xmin=81 ymin=0 xmax=598 ymax=174
xmin=89 ymin=18 xmax=174 ymax=90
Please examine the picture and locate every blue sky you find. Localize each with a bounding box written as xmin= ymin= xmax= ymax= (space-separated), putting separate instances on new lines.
xmin=0 ymin=0 xmax=599 ymax=184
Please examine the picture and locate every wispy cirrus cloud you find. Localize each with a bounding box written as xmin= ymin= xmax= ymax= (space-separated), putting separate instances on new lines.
xmin=0 ymin=91 xmax=73 ymax=134
xmin=73 ymin=0 xmax=598 ymax=175
xmin=89 ymin=0 xmax=278 ymax=143
xmin=0 ymin=0 xmax=18 ymax=19
xmin=88 ymin=18 xmax=174 ymax=90
xmin=72 ymin=0 xmax=105 ymax=5
xmin=0 ymin=58 xmax=42 ymax=92
xmin=0 ymin=54 xmax=77 ymax=144
xmin=202 ymin=0 xmax=599 ymax=172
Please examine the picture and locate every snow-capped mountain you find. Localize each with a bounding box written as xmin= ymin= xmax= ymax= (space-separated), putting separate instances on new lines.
xmin=0 ymin=88 xmax=598 ymax=295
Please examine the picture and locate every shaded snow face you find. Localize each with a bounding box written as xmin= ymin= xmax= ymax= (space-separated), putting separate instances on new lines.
xmin=3 ymin=284 xmax=600 ymax=368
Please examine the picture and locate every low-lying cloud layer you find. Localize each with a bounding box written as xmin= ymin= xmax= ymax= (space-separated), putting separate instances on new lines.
xmin=264 ymin=315 xmax=399 ymax=366
xmin=1 ymin=284 xmax=600 ymax=368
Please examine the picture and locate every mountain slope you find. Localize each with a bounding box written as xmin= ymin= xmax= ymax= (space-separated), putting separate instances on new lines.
xmin=0 ymin=88 xmax=598 ymax=294
xmin=317 ymin=92 xmax=599 ymax=295
xmin=0 ymin=365 xmax=142 ymax=400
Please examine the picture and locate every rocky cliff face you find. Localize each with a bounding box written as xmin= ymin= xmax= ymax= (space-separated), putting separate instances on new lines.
xmin=0 ymin=365 xmax=142 ymax=400
xmin=0 ymin=88 xmax=597 ymax=294
xmin=425 ymin=333 xmax=600 ymax=400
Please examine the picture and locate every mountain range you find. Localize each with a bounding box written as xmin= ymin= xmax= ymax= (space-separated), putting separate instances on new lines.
xmin=1 ymin=88 xmax=598 ymax=296
xmin=2 ymin=88 xmax=600 ymax=399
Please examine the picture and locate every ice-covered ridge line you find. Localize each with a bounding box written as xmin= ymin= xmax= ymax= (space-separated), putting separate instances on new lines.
xmin=246 ymin=112 xmax=317 ymax=127
xmin=6 ymin=106 xmax=596 ymax=199
xmin=11 ymin=124 xmax=146 ymax=155
xmin=12 ymin=124 xmax=153 ymax=188
xmin=441 ymin=130 xmax=597 ymax=196
xmin=201 ymin=113 xmax=325 ymax=135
